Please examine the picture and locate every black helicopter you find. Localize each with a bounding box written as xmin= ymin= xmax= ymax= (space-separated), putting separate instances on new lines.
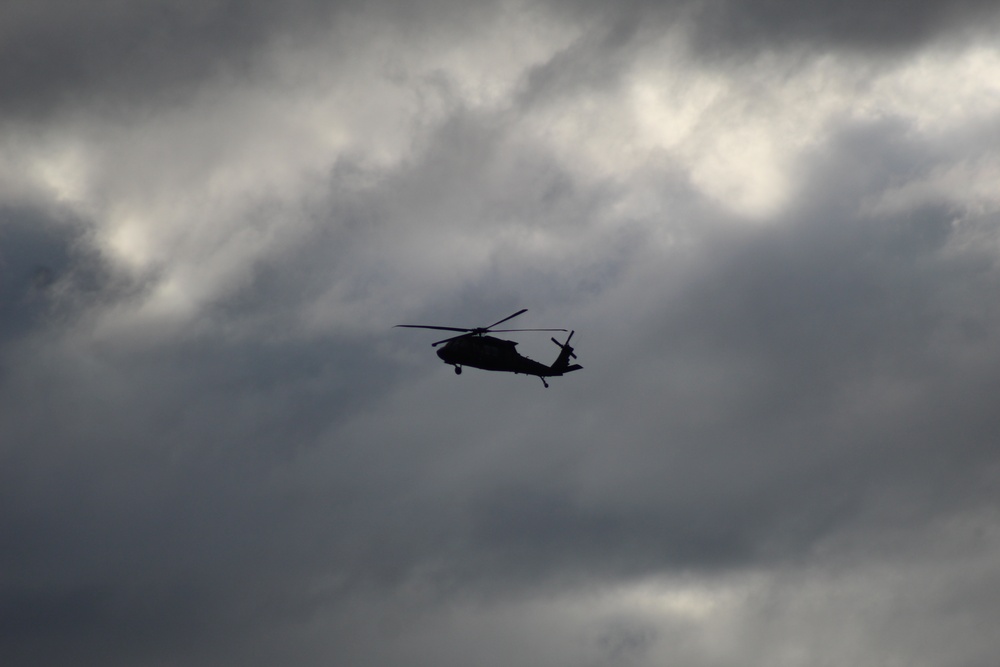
xmin=395 ymin=309 xmax=582 ymax=387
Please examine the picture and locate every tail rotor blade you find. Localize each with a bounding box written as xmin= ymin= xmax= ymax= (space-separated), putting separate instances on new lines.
xmin=552 ymin=331 xmax=577 ymax=358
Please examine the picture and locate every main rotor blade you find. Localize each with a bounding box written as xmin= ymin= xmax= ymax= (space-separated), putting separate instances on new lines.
xmin=491 ymin=328 xmax=568 ymax=333
xmin=432 ymin=332 xmax=473 ymax=347
xmin=394 ymin=325 xmax=471 ymax=333
xmin=485 ymin=308 xmax=528 ymax=330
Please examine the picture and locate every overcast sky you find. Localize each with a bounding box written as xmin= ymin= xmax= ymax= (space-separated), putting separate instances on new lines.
xmin=3 ymin=1 xmax=1000 ymax=665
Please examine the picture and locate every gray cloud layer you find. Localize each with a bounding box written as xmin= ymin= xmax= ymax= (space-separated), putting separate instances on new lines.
xmin=3 ymin=1 xmax=1000 ymax=666
xmin=5 ymin=0 xmax=999 ymax=116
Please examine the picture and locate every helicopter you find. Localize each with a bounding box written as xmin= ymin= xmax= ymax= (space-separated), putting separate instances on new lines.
xmin=395 ymin=309 xmax=582 ymax=387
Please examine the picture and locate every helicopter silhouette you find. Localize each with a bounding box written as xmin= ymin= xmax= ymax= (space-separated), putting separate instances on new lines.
xmin=395 ymin=309 xmax=582 ymax=387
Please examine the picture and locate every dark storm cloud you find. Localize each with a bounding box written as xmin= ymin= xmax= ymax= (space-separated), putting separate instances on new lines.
xmin=5 ymin=0 xmax=996 ymax=123
xmin=0 ymin=0 xmax=524 ymax=121
xmin=688 ymin=0 xmax=1000 ymax=54
xmin=0 ymin=326 xmax=400 ymax=666
xmin=0 ymin=207 xmax=122 ymax=348
xmin=544 ymin=0 xmax=1000 ymax=57
xmin=0 ymin=207 xmax=398 ymax=667
xmin=0 ymin=210 xmax=71 ymax=341
xmin=0 ymin=0 xmax=333 ymax=117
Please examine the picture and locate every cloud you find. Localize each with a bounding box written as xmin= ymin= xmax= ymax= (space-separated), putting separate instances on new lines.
xmin=0 ymin=0 xmax=330 ymax=119
xmin=689 ymin=0 xmax=1000 ymax=54
xmin=2 ymin=1 xmax=1000 ymax=666
xmin=543 ymin=0 xmax=1000 ymax=57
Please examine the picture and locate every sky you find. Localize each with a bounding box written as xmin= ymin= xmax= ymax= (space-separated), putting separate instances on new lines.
xmin=2 ymin=1 xmax=1000 ymax=665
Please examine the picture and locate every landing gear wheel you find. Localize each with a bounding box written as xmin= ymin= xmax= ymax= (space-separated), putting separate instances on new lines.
xmin=454 ymin=366 xmax=462 ymax=375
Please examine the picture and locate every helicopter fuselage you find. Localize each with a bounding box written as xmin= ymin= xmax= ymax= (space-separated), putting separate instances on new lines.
xmin=436 ymin=335 xmax=558 ymax=376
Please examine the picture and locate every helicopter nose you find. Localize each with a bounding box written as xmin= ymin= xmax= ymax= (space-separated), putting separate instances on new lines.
xmin=436 ymin=347 xmax=447 ymax=361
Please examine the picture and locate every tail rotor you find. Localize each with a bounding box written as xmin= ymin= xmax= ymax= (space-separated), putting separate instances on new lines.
xmin=550 ymin=331 xmax=581 ymax=375
xmin=551 ymin=330 xmax=576 ymax=358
